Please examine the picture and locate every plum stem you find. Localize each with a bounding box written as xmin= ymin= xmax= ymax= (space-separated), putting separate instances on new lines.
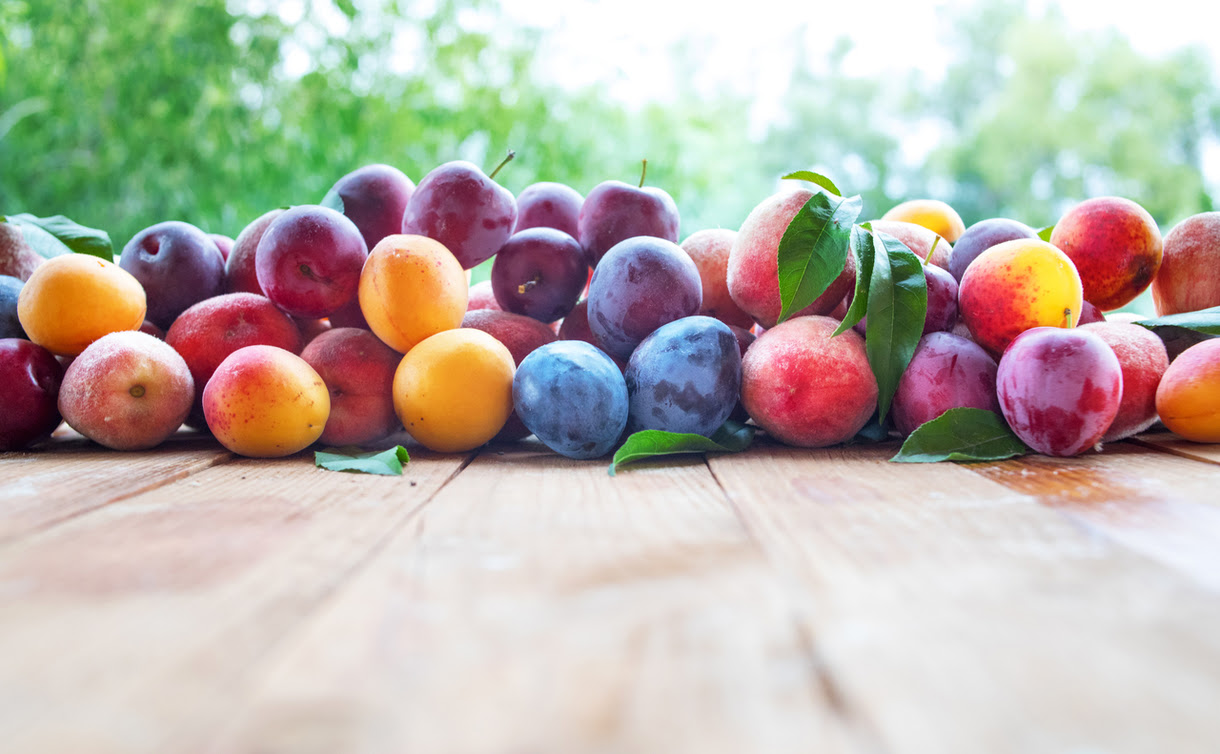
xmin=489 ymin=150 xmax=515 ymax=180
xmin=638 ymin=159 xmax=648 ymax=188
xmin=925 ymin=237 xmax=940 ymax=264
xmin=518 ymin=274 xmax=542 ymax=295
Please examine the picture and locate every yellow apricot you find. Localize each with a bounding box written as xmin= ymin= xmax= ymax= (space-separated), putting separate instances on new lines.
xmin=202 ymin=345 xmax=330 ymax=458
xmin=393 ymin=328 xmax=515 ymax=453
xmin=359 ymin=234 xmax=468 ymax=353
xmin=17 ymin=254 xmax=146 ymax=356
xmin=1156 ymin=339 xmax=1220 ymax=443
xmin=881 ymin=199 xmax=967 ymax=243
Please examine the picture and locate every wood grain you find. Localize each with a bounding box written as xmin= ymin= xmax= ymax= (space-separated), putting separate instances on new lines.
xmin=211 ymin=443 xmax=868 ymax=754
xmin=708 ymin=438 xmax=1220 ymax=754
xmin=1132 ymin=430 xmax=1220 ymax=465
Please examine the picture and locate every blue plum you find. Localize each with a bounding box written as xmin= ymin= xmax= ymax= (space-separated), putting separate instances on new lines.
xmin=625 ymin=315 xmax=742 ymax=436
xmin=513 ymin=340 xmax=629 ymax=459
xmin=1 ymin=275 xmax=25 ymax=339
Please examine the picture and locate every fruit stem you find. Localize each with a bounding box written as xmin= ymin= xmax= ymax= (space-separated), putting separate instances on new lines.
xmin=489 ymin=150 xmax=515 ymax=180
xmin=925 ymin=237 xmax=940 ymax=265
xmin=638 ymin=159 xmax=648 ymax=188
xmin=1063 ymin=307 xmax=1074 ymax=328
xmin=518 ymin=274 xmax=542 ymax=295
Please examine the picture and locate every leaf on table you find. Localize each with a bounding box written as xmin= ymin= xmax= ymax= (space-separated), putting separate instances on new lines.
xmin=890 ymin=407 xmax=1028 ymax=463
xmin=780 ymin=170 xmax=841 ymax=197
xmin=775 ymin=190 xmax=862 ymax=324
xmin=1 ymin=213 xmax=113 ymax=260
xmin=608 ymin=420 xmax=755 ymax=476
xmin=315 ymin=445 xmax=411 ymax=475
xmin=865 ymin=229 xmax=927 ymax=423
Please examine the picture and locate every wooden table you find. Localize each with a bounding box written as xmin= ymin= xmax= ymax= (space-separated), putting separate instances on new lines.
xmin=2 ymin=430 xmax=1220 ymax=753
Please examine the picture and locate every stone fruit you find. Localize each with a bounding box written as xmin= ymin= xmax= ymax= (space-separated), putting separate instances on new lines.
xmin=256 ymin=205 xmax=368 ymax=318
xmin=225 ymin=208 xmax=283 ymax=295
xmin=1050 ymin=196 xmax=1162 ymax=312
xmin=1155 ymin=339 xmax=1220 ymax=443
xmin=958 ymin=238 xmax=1083 ymax=355
xmin=680 ymin=228 xmax=754 ymax=329
xmin=512 ymin=340 xmax=629 ymax=459
xmin=0 ymin=221 xmax=44 ymax=281
xmin=210 ymin=233 xmax=234 ymax=261
xmin=891 ymin=332 xmax=1000 ymax=436
xmin=740 ymin=315 xmax=878 ymax=447
xmin=466 ymin=280 xmax=503 ymax=313
xmin=17 ymin=253 xmax=146 ymax=356
xmin=490 ymin=227 xmax=587 ymax=323
xmin=462 ymin=308 xmax=557 ymax=441
xmin=301 ymin=327 xmax=402 ymax=447
xmin=119 ymin=220 xmax=226 ymax=330
xmin=392 ymin=328 xmax=515 ymax=453
xmin=401 ymin=157 xmax=517 ymax=269
xmin=727 ymin=189 xmax=855 ymax=329
xmin=1 ymin=275 xmax=26 ymax=339
xmin=1152 ymin=211 xmax=1220 ymax=316
xmin=869 ymin=220 xmax=953 ymax=270
xmin=578 ymin=165 xmax=679 ymax=267
xmin=0 ymin=338 xmax=63 ymax=451
xmin=58 ymin=330 xmax=194 ymax=450
xmin=880 ymin=198 xmax=966 ymax=243
xmin=515 ymin=181 xmax=583 ymax=238
xmin=1079 ymin=321 xmax=1168 ymax=442
xmin=625 ymin=315 xmax=742 ymax=436
xmin=948 ymin=218 xmax=1039 ymax=282
xmin=586 ymin=236 xmax=702 ymax=360
xmin=358 ymin=234 xmax=467 ymax=353
xmin=996 ymin=327 xmax=1123 ymax=457
xmin=323 ymin=163 xmax=416 ymax=251
xmin=203 ymin=344 xmax=329 ymax=457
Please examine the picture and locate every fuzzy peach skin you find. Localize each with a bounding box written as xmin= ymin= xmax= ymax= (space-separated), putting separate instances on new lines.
xmin=727 ymin=189 xmax=855 ymax=329
xmin=740 ymin=315 xmax=878 ymax=447
xmin=300 ymin=327 xmax=402 ymax=446
xmin=958 ymin=239 xmax=1083 ymax=356
xmin=1152 ymin=211 xmax=1220 ymax=316
xmin=58 ymin=330 xmax=194 ymax=450
xmin=18 ymin=254 xmax=146 ymax=356
xmin=680 ymin=228 xmax=754 ymax=329
xmin=1050 ymin=196 xmax=1162 ymax=312
xmin=879 ymin=199 xmax=966 ymax=243
xmin=393 ymin=328 xmax=515 ymax=453
xmin=1079 ymin=321 xmax=1169 ymax=442
xmin=359 ymin=234 xmax=468 ymax=353
xmin=1156 ymin=339 xmax=1220 ymax=443
xmin=203 ymin=345 xmax=329 ymax=457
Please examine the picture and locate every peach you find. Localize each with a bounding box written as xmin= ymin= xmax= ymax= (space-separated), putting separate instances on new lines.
xmin=1079 ymin=322 xmax=1168 ymax=442
xmin=0 ymin=221 xmax=44 ymax=281
xmin=17 ymin=253 xmax=146 ymax=356
xmin=680 ymin=228 xmax=754 ymax=329
xmin=1152 ymin=211 xmax=1220 ymax=315
xmin=225 ymin=209 xmax=283 ymax=295
xmin=740 ymin=315 xmax=878 ymax=447
xmin=870 ymin=220 xmax=954 ymax=270
xmin=1155 ymin=339 xmax=1220 ymax=443
xmin=203 ymin=345 xmax=329 ymax=457
xmin=393 ymin=328 xmax=515 ymax=453
xmin=1050 ymin=196 xmax=1162 ymax=312
xmin=466 ymin=279 xmax=503 ymax=312
xmin=958 ymin=239 xmax=1083 ymax=355
xmin=461 ymin=309 xmax=557 ymax=441
xmin=727 ymin=189 xmax=855 ymax=329
xmin=301 ymin=328 xmax=401 ymax=446
xmin=358 ymin=234 xmax=467 ymax=353
xmin=58 ymin=331 xmax=194 ymax=450
xmin=880 ymin=199 xmax=966 ymax=243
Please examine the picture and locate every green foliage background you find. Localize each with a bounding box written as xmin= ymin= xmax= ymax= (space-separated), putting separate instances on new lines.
xmin=2 ymin=0 xmax=1217 ymax=260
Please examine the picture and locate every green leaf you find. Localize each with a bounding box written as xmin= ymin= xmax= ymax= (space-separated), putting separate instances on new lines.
xmin=865 ymin=230 xmax=927 ymax=423
xmin=315 ymin=445 xmax=410 ymax=475
xmin=320 ymin=187 xmax=345 ymax=214
xmin=1 ymin=214 xmax=113 ymax=260
xmin=833 ymin=224 xmax=875 ymax=335
xmin=890 ymin=407 xmax=1029 ymax=463
xmin=775 ymin=190 xmax=862 ymax=324
xmin=1037 ymin=225 xmax=1054 ymax=242
xmin=608 ymin=420 xmax=755 ymax=476
xmin=1135 ymin=306 xmax=1220 ymax=335
xmin=780 ymin=170 xmax=841 ymax=197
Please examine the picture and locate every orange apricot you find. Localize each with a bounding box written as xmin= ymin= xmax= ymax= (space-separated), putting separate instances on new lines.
xmin=1155 ymin=339 xmax=1220 ymax=443
xmin=358 ymin=234 xmax=468 ymax=353
xmin=880 ymin=199 xmax=967 ymax=243
xmin=17 ymin=254 xmax=146 ymax=356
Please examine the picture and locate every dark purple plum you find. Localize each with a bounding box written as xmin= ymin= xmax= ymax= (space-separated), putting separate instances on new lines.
xmin=255 ymin=205 xmax=368 ymax=318
xmin=515 ymin=181 xmax=583 ymax=237
xmin=119 ymin=221 xmax=225 ymax=330
xmin=323 ymin=163 xmax=415 ymax=251
xmin=892 ymin=332 xmax=1000 ymax=436
xmin=0 ymin=338 xmax=64 ymax=450
xmin=923 ymin=263 xmax=959 ymax=333
xmin=512 ymin=340 xmax=629 ymax=459
xmin=578 ymin=166 xmax=679 ymax=267
xmin=625 ymin=316 xmax=742 ymax=436
xmin=401 ymin=157 xmax=516 ymax=269
xmin=491 ymin=227 xmax=587 ymax=323
xmin=556 ymin=299 xmax=626 ymax=371
xmin=949 ymin=218 xmax=1039 ymax=282
xmin=1 ymin=275 xmax=25 ymax=339
xmin=997 ymin=327 xmax=1123 ymax=456
xmin=1078 ymin=300 xmax=1106 ymax=325
xmin=226 ymin=208 xmax=284 ymax=295
xmin=587 ymin=236 xmax=702 ymax=360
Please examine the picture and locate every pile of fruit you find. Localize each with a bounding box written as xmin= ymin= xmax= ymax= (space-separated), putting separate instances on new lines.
xmin=2 ymin=157 xmax=1219 ymax=464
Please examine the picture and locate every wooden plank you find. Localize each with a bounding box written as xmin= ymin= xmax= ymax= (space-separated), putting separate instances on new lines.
xmin=0 ymin=444 xmax=469 ymax=754
xmin=1130 ymin=431 xmax=1220 ymax=466
xmin=708 ymin=439 xmax=1220 ymax=754
xmin=0 ymin=429 xmax=231 ymax=545
xmin=211 ymin=443 xmax=870 ymax=754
